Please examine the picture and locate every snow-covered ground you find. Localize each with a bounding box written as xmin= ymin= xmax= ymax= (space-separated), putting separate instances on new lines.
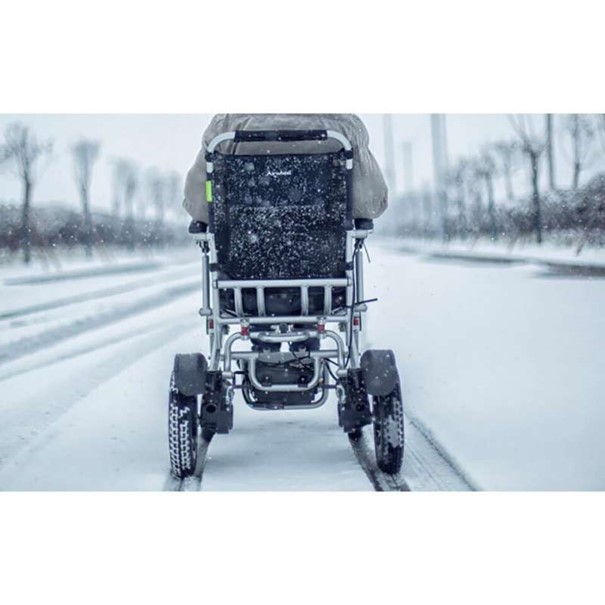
xmin=383 ymin=236 xmax=605 ymax=268
xmin=0 ymin=241 xmax=603 ymax=490
xmin=0 ymin=246 xmax=192 ymax=278
xmin=368 ymin=242 xmax=605 ymax=490
xmin=0 ymin=269 xmax=200 ymax=361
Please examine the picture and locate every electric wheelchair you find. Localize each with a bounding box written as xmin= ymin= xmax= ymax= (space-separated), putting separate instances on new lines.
xmin=169 ymin=129 xmax=405 ymax=479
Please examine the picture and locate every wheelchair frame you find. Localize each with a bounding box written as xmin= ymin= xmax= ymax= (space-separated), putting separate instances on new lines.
xmin=192 ymin=129 xmax=373 ymax=410
xmin=169 ymin=127 xmax=405 ymax=479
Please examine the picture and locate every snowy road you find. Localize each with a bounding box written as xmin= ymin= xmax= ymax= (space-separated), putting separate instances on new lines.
xmin=5 ymin=239 xmax=600 ymax=491
xmin=0 ymin=309 xmax=467 ymax=491
xmin=0 ymin=247 xmax=471 ymax=491
xmin=371 ymin=242 xmax=605 ymax=490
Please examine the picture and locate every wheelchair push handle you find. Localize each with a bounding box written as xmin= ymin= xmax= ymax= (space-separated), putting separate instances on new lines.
xmin=233 ymin=130 xmax=328 ymax=143
xmin=205 ymin=129 xmax=354 ymax=170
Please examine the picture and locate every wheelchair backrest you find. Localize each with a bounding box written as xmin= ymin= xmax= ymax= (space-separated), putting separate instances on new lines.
xmin=210 ymin=149 xmax=353 ymax=280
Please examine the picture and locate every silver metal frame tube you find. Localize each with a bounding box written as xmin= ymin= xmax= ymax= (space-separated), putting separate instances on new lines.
xmin=256 ymin=287 xmax=266 ymax=316
xmin=200 ymin=251 xmax=211 ymax=316
xmin=355 ymin=245 xmax=365 ymax=307
xmin=216 ymin=314 xmax=347 ymax=325
xmin=300 ymin=286 xmax=309 ymax=315
xmin=217 ymin=278 xmax=349 ymax=289
xmin=254 ymin=330 xmax=319 ymax=343
xmin=206 ymin=132 xmax=236 ymax=174
xmin=205 ymin=130 xmax=354 ymax=170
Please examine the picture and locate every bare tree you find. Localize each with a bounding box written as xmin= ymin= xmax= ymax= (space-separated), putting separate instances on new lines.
xmin=467 ymin=173 xmax=484 ymax=241
xmin=135 ymin=179 xmax=147 ymax=222
xmin=508 ymin=115 xmax=548 ymax=244
xmin=111 ymin=160 xmax=125 ymax=218
xmin=123 ymin=163 xmax=138 ymax=250
xmin=164 ymin=171 xmax=182 ymax=218
xmin=72 ymin=139 xmax=101 ymax=258
xmin=597 ymin=114 xmax=605 ymax=153
xmin=421 ymin=187 xmax=434 ymax=238
xmin=113 ymin=160 xmax=137 ymax=216
xmin=146 ymin=169 xmax=164 ymax=221
xmin=444 ymin=159 xmax=470 ymax=239
xmin=473 ymin=148 xmax=499 ymax=240
xmin=112 ymin=159 xmax=139 ymax=250
xmin=492 ymin=140 xmax=521 ymax=201
xmin=563 ymin=114 xmax=595 ymax=190
xmin=146 ymin=168 xmax=166 ymax=246
xmin=545 ymin=114 xmax=556 ymax=191
xmin=0 ymin=123 xmax=53 ymax=263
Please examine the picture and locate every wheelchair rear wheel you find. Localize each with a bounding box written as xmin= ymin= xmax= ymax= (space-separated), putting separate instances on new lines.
xmin=372 ymin=382 xmax=405 ymax=475
xmin=168 ymin=373 xmax=199 ymax=479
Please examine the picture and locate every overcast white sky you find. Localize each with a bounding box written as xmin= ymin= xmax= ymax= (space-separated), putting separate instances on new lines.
xmin=0 ymin=114 xmax=593 ymax=213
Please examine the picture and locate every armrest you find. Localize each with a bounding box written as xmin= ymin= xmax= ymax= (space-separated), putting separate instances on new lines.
xmin=188 ymin=220 xmax=208 ymax=234
xmin=354 ymin=218 xmax=374 ymax=230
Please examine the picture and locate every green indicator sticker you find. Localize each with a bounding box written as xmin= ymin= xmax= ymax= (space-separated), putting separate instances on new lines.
xmin=206 ymin=181 xmax=213 ymax=203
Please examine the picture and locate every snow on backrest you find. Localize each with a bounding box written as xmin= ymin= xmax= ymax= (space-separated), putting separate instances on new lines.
xmin=211 ymin=152 xmax=351 ymax=280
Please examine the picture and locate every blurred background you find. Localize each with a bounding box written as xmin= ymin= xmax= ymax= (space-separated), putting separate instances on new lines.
xmin=0 ymin=114 xmax=604 ymax=267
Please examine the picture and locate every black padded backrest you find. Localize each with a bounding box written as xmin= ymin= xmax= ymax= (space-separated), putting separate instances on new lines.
xmin=211 ymin=151 xmax=352 ymax=280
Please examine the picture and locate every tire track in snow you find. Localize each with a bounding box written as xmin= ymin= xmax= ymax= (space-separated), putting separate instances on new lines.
xmin=163 ymin=413 xmax=473 ymax=492
xmin=3 ymin=260 xmax=161 ymax=286
xmin=404 ymin=415 xmax=477 ymax=491
xmin=0 ymin=320 xmax=178 ymax=383
xmin=0 ymin=280 xmax=200 ymax=365
xmin=0 ymin=316 xmax=195 ymax=470
xmin=349 ymin=431 xmax=410 ymax=491
xmin=0 ymin=262 xmax=198 ymax=322
xmin=349 ymin=417 xmax=474 ymax=491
